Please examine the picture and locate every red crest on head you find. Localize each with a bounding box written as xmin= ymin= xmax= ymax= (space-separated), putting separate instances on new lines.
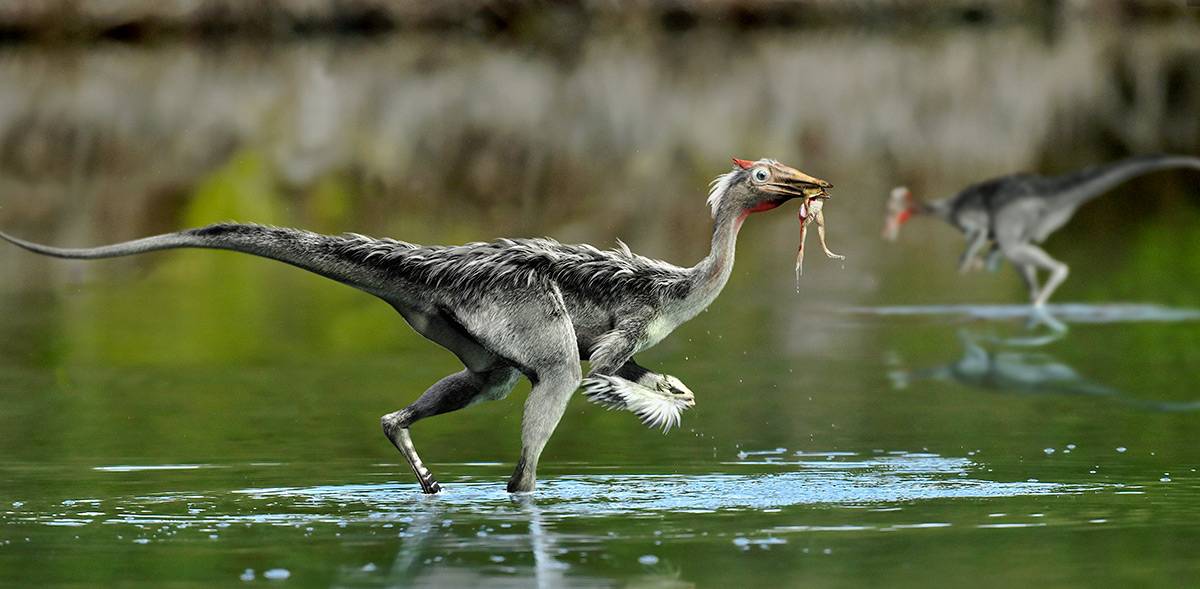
xmin=731 ymin=158 xmax=755 ymax=170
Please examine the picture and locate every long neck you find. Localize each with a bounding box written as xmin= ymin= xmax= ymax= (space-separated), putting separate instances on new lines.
xmin=684 ymin=206 xmax=743 ymax=312
xmin=915 ymin=197 xmax=954 ymax=222
xmin=1049 ymin=155 xmax=1200 ymax=209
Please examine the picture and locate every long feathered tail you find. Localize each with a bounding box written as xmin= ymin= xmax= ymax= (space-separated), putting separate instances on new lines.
xmin=1049 ymin=154 xmax=1200 ymax=208
xmin=0 ymin=223 xmax=397 ymax=295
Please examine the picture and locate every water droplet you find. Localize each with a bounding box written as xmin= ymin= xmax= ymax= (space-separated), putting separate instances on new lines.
xmin=489 ymin=555 xmax=505 ymax=563
xmin=263 ymin=568 xmax=290 ymax=581
xmin=1043 ymin=448 xmax=1055 ymax=455
xmin=1116 ymin=447 xmax=1127 ymax=453
xmin=638 ymin=555 xmax=659 ymax=565
xmin=239 ymin=569 xmax=255 ymax=582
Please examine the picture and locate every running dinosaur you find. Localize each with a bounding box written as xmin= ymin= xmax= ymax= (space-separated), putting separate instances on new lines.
xmin=882 ymin=155 xmax=1200 ymax=306
xmin=0 ymin=157 xmax=832 ymax=494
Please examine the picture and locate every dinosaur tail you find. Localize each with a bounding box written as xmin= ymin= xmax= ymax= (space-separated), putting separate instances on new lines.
xmin=0 ymin=223 xmax=396 ymax=294
xmin=1050 ymin=154 xmax=1200 ymax=208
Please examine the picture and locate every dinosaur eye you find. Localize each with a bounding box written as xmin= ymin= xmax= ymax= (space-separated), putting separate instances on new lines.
xmin=751 ymin=167 xmax=770 ymax=183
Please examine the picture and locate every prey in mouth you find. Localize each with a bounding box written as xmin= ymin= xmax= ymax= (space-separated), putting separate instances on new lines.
xmin=728 ymin=158 xmax=843 ymax=291
xmin=794 ymin=187 xmax=844 ymax=290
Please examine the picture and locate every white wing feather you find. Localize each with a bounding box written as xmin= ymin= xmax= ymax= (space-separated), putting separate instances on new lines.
xmin=580 ymin=374 xmax=693 ymax=432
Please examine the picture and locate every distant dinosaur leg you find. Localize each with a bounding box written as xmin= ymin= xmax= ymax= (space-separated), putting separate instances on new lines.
xmin=985 ymin=245 xmax=1003 ymax=272
xmin=1005 ymin=243 xmax=1068 ymax=307
xmin=381 ymin=367 xmax=519 ymax=494
xmin=1016 ymin=263 xmax=1039 ymax=302
xmin=958 ymin=230 xmax=988 ymax=274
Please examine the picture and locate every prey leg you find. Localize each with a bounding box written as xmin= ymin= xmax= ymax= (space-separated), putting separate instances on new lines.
xmin=795 ymin=222 xmax=809 ymax=290
xmin=815 ymin=211 xmax=845 ymax=260
xmin=381 ymin=367 xmax=519 ymax=494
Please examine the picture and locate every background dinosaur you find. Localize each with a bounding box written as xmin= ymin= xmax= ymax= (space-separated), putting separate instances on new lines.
xmin=883 ymin=155 xmax=1200 ymax=306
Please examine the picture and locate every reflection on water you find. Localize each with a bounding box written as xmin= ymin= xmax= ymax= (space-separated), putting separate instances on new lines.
xmin=852 ymin=303 xmax=1200 ymax=323
xmin=889 ymin=322 xmax=1200 ymax=413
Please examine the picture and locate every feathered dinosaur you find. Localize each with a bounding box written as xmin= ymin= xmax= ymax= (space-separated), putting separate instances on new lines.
xmin=882 ymin=154 xmax=1200 ymax=306
xmin=0 ymin=157 xmax=831 ymax=494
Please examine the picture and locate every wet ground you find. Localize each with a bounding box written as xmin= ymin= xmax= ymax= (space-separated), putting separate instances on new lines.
xmin=2 ymin=19 xmax=1200 ymax=588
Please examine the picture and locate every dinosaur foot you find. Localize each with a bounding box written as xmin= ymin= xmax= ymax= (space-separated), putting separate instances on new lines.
xmin=581 ymin=374 xmax=695 ymax=432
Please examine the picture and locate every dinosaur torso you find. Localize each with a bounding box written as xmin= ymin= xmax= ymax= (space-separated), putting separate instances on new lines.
xmin=331 ymin=235 xmax=701 ymax=358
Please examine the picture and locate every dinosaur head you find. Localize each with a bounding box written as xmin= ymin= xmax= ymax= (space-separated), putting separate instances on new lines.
xmin=882 ymin=186 xmax=914 ymax=241
xmin=707 ymin=158 xmax=831 ymax=223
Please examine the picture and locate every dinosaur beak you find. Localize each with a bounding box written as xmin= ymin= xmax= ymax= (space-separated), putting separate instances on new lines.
xmin=882 ymin=188 xmax=913 ymax=241
xmin=762 ymin=165 xmax=832 ymax=201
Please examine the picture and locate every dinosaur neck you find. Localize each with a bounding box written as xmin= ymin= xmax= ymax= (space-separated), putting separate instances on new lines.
xmin=1049 ymin=155 xmax=1200 ymax=209
xmin=915 ymin=197 xmax=953 ymax=221
xmin=685 ymin=206 xmax=744 ymax=312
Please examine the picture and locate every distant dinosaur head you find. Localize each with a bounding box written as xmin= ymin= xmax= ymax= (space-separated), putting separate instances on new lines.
xmin=707 ymin=158 xmax=831 ymax=223
xmin=882 ymin=186 xmax=915 ymax=241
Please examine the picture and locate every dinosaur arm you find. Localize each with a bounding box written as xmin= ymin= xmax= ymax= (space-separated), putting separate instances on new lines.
xmin=615 ymin=358 xmax=651 ymax=382
xmin=586 ymin=325 xmax=642 ymax=377
xmin=618 ymin=358 xmax=696 ymax=402
xmin=985 ymin=244 xmax=1003 ymax=272
xmin=958 ymin=229 xmax=989 ymax=273
xmin=580 ymin=357 xmax=695 ymax=432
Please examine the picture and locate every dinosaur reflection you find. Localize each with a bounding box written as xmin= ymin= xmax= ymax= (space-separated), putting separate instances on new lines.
xmin=348 ymin=496 xmax=690 ymax=588
xmin=890 ymin=327 xmax=1200 ymax=412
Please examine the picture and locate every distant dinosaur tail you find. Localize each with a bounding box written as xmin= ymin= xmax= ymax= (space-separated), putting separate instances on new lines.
xmin=1050 ymin=154 xmax=1200 ymax=208
xmin=0 ymin=223 xmax=397 ymax=295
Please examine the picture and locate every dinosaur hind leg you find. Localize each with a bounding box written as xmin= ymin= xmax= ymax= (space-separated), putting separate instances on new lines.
xmin=382 ymin=367 xmax=520 ymax=494
xmin=1004 ymin=243 xmax=1068 ymax=307
xmin=447 ymin=286 xmax=581 ymax=494
xmin=1016 ymin=263 xmax=1039 ymax=301
xmin=507 ymin=361 xmax=581 ymax=493
xmin=383 ymin=303 xmax=518 ymax=494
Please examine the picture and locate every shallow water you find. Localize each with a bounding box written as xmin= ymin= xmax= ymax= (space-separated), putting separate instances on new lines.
xmin=2 ymin=302 xmax=1199 ymax=586
xmin=2 ymin=20 xmax=1200 ymax=588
